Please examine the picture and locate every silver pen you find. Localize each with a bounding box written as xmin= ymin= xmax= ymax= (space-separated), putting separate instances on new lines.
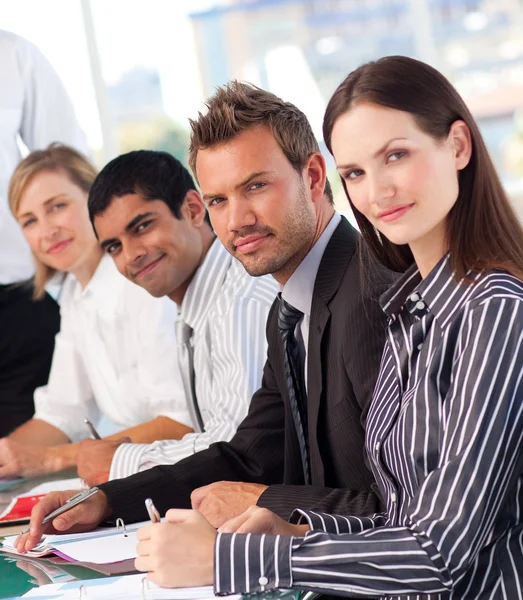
xmin=20 ymin=487 xmax=99 ymax=535
xmin=145 ymin=498 xmax=161 ymax=523
xmin=84 ymin=418 xmax=101 ymax=440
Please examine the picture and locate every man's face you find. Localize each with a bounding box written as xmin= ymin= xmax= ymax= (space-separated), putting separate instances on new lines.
xmin=195 ymin=126 xmax=318 ymax=283
xmin=94 ymin=191 xmax=206 ymax=300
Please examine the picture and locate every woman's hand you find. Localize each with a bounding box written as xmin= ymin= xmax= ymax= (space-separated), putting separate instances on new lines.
xmin=218 ymin=505 xmax=310 ymax=536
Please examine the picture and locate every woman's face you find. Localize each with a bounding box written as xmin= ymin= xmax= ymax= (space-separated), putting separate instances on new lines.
xmin=330 ymin=102 xmax=471 ymax=268
xmin=16 ymin=169 xmax=97 ymax=273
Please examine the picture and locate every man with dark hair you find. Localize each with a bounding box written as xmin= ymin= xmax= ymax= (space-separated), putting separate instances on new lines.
xmin=74 ymin=150 xmax=278 ymax=485
xmin=20 ymin=86 xmax=393 ymax=571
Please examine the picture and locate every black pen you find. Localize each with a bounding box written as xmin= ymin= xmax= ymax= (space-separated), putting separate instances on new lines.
xmin=84 ymin=418 xmax=101 ymax=440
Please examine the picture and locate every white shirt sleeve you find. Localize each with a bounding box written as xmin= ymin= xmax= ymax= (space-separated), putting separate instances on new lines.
xmin=32 ymin=291 xmax=99 ymax=442
xmin=122 ymin=290 xmax=190 ymax=429
xmin=16 ymin=35 xmax=89 ymax=154
xmin=109 ymin=294 xmax=270 ymax=479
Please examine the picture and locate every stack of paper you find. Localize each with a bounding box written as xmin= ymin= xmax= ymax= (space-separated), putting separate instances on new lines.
xmin=21 ymin=573 xmax=240 ymax=600
xmin=1 ymin=521 xmax=147 ymax=564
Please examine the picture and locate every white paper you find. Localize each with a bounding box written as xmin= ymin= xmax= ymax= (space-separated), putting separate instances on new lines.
xmin=50 ymin=528 xmax=139 ymax=563
xmin=19 ymin=478 xmax=84 ymax=497
xmin=1 ymin=521 xmax=147 ymax=562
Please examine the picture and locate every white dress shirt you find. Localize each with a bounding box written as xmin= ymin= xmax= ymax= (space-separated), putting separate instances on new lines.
xmin=0 ymin=30 xmax=88 ymax=284
xmin=33 ymin=255 xmax=191 ymax=441
xmin=109 ymin=239 xmax=279 ymax=479
xmin=281 ymin=211 xmax=341 ymax=389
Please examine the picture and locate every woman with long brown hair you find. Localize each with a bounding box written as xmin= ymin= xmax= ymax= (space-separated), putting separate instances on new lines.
xmin=125 ymin=57 xmax=523 ymax=599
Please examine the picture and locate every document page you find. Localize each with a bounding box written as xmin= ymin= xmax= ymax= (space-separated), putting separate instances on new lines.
xmin=1 ymin=521 xmax=147 ymax=562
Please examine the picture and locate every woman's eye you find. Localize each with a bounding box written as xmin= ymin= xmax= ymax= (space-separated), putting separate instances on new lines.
xmin=51 ymin=202 xmax=67 ymax=211
xmin=388 ymin=151 xmax=406 ymax=162
xmin=21 ymin=218 xmax=36 ymax=228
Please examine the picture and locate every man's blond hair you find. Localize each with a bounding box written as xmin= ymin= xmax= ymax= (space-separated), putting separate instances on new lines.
xmin=189 ymin=81 xmax=332 ymax=202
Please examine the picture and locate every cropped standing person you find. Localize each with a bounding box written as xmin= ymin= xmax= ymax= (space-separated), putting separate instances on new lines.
xmin=0 ymin=30 xmax=88 ymax=435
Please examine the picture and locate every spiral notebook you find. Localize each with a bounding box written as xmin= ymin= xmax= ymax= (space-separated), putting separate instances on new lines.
xmin=1 ymin=520 xmax=145 ymax=563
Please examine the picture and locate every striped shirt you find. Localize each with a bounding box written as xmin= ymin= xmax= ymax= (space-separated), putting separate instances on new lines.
xmin=109 ymin=239 xmax=278 ymax=479
xmin=215 ymin=255 xmax=523 ymax=599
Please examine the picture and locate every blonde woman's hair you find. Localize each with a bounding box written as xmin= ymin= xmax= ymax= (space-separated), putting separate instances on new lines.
xmin=8 ymin=143 xmax=98 ymax=299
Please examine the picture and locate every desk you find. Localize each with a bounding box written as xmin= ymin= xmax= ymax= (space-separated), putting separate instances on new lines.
xmin=0 ymin=472 xmax=84 ymax=598
xmin=0 ymin=553 xmax=106 ymax=598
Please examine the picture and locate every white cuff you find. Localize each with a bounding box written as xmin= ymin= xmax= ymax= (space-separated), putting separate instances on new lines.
xmin=109 ymin=443 xmax=151 ymax=480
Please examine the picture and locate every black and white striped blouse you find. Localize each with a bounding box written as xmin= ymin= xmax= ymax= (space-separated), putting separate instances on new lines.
xmin=215 ymin=255 xmax=523 ymax=599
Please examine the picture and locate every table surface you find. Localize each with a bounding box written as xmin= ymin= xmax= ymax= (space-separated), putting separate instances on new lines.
xmin=0 ymin=472 xmax=87 ymax=598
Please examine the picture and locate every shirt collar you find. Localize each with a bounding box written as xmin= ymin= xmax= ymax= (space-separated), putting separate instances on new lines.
xmin=281 ymin=212 xmax=342 ymax=316
xmin=380 ymin=253 xmax=479 ymax=327
xmin=180 ymin=237 xmax=232 ymax=331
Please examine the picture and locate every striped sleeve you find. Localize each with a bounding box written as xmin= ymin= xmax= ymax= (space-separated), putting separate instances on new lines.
xmin=291 ymin=508 xmax=387 ymax=534
xmin=215 ymin=297 xmax=523 ymax=597
xmin=109 ymin=294 xmax=271 ymax=480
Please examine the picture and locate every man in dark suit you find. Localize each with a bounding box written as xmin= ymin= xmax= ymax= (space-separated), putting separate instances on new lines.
xmin=18 ymin=83 xmax=393 ymax=555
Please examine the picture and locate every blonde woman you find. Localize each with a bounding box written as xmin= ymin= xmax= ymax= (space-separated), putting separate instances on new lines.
xmin=0 ymin=144 xmax=192 ymax=481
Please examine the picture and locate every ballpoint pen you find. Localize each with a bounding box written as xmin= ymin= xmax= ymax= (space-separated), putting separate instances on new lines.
xmin=145 ymin=498 xmax=161 ymax=523
xmin=84 ymin=418 xmax=101 ymax=440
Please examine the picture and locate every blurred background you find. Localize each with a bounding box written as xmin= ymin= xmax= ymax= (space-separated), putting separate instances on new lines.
xmin=5 ymin=0 xmax=523 ymax=215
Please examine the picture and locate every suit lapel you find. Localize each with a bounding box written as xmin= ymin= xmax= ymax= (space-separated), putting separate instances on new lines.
xmin=307 ymin=217 xmax=359 ymax=485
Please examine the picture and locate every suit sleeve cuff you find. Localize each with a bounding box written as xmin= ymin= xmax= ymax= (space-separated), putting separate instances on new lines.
xmin=109 ymin=443 xmax=151 ymax=480
xmin=214 ymin=532 xmax=293 ymax=595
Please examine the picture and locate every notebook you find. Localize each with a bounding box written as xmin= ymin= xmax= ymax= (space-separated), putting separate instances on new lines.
xmin=1 ymin=521 xmax=146 ymax=563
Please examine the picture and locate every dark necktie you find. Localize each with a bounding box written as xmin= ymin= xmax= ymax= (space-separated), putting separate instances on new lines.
xmin=277 ymin=294 xmax=310 ymax=484
xmin=175 ymin=318 xmax=204 ymax=433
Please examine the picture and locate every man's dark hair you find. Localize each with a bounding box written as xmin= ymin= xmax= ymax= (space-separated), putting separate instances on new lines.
xmin=88 ymin=150 xmax=202 ymax=225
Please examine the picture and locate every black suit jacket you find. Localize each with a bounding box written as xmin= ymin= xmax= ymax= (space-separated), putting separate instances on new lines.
xmin=100 ymin=217 xmax=394 ymax=523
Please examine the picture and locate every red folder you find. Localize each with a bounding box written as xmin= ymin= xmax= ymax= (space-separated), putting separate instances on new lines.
xmin=0 ymin=494 xmax=46 ymax=524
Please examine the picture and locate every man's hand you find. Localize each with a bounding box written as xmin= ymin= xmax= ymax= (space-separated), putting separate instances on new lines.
xmin=0 ymin=438 xmax=54 ymax=478
xmin=76 ymin=437 xmax=131 ymax=487
xmin=14 ymin=489 xmax=111 ymax=553
xmin=190 ymin=481 xmax=268 ymax=528
xmin=135 ymin=509 xmax=215 ymax=588
xmin=218 ymin=505 xmax=310 ymax=536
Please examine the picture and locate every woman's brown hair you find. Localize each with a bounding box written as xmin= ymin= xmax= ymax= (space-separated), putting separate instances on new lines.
xmin=8 ymin=143 xmax=97 ymax=299
xmin=323 ymin=55 xmax=523 ymax=280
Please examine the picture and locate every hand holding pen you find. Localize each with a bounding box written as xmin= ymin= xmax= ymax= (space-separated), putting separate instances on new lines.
xmin=14 ymin=489 xmax=111 ymax=553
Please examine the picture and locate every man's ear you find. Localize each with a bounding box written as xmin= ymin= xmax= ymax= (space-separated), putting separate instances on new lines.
xmin=181 ymin=190 xmax=207 ymax=227
xmin=304 ymin=152 xmax=328 ymax=203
